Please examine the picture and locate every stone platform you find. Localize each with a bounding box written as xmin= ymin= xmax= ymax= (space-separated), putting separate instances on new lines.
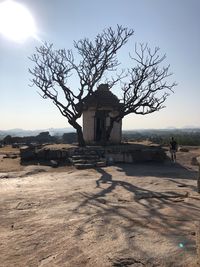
xmin=20 ymin=143 xmax=166 ymax=168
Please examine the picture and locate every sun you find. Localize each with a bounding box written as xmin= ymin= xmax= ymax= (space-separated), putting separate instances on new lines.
xmin=0 ymin=0 xmax=37 ymax=43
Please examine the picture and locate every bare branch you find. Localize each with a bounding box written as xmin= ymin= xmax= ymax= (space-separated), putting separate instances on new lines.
xmin=120 ymin=43 xmax=177 ymax=118
xmin=74 ymin=25 xmax=134 ymax=95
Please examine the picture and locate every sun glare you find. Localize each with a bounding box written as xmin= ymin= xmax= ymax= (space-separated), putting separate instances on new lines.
xmin=0 ymin=0 xmax=37 ymax=43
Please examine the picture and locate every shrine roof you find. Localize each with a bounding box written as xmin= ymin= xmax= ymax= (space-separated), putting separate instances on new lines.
xmin=83 ymin=84 xmax=122 ymax=109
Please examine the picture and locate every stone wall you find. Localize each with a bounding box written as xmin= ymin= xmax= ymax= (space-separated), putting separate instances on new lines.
xmin=20 ymin=144 xmax=166 ymax=165
xmin=105 ymin=145 xmax=166 ymax=163
xmin=83 ymin=109 xmax=95 ymax=142
xmin=20 ymin=145 xmax=71 ymax=163
xmin=110 ymin=120 xmax=122 ymax=144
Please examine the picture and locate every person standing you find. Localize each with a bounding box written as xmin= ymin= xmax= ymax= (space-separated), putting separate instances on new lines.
xmin=169 ymin=137 xmax=178 ymax=162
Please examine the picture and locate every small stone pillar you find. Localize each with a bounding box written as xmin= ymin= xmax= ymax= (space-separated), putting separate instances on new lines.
xmin=196 ymin=221 xmax=200 ymax=265
xmin=197 ymin=157 xmax=200 ymax=193
xmin=195 ymin=157 xmax=200 ymax=264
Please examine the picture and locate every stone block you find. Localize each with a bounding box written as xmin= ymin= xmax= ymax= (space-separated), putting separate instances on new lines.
xmin=20 ymin=146 xmax=36 ymax=161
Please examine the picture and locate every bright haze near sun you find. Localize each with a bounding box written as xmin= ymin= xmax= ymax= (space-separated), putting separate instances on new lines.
xmin=0 ymin=0 xmax=37 ymax=43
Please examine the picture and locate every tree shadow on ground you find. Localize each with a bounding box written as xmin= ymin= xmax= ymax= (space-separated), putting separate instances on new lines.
xmin=68 ymin=150 xmax=200 ymax=266
xmin=71 ymin=165 xmax=199 ymax=265
xmin=115 ymin=159 xmax=198 ymax=180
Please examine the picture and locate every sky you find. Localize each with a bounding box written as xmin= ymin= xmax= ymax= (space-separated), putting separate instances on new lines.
xmin=0 ymin=0 xmax=200 ymax=130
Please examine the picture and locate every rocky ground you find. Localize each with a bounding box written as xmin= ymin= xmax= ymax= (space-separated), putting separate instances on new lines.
xmin=0 ymin=145 xmax=200 ymax=267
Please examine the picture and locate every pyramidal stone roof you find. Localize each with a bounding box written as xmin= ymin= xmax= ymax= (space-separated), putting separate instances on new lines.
xmin=83 ymin=84 xmax=122 ymax=109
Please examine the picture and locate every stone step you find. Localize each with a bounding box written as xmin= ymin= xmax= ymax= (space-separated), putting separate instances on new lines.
xmin=72 ymin=155 xmax=99 ymax=160
xmin=73 ymin=160 xmax=107 ymax=169
xmin=71 ymin=159 xmax=86 ymax=164
xmin=96 ymin=161 xmax=107 ymax=167
xmin=71 ymin=148 xmax=107 ymax=169
xmin=72 ymin=158 xmax=104 ymax=164
xmin=74 ymin=149 xmax=98 ymax=154
xmin=74 ymin=163 xmax=95 ymax=169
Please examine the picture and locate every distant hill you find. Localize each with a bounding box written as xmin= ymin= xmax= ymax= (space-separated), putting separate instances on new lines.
xmin=123 ymin=128 xmax=200 ymax=134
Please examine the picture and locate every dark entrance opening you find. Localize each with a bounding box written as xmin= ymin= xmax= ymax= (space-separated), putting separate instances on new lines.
xmin=94 ymin=110 xmax=108 ymax=143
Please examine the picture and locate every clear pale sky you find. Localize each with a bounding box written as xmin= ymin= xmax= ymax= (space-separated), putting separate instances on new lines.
xmin=0 ymin=0 xmax=199 ymax=130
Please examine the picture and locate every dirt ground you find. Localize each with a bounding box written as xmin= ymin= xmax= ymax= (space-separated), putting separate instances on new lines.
xmin=0 ymin=146 xmax=200 ymax=267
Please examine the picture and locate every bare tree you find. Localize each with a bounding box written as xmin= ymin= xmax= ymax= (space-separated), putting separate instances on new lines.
xmin=29 ymin=25 xmax=176 ymax=146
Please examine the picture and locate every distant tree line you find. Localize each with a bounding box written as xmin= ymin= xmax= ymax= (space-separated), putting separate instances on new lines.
xmin=149 ymin=133 xmax=200 ymax=146
xmin=123 ymin=130 xmax=200 ymax=146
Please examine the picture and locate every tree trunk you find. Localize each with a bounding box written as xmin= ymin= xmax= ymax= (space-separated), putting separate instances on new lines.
xmin=69 ymin=120 xmax=85 ymax=147
xmin=76 ymin=126 xmax=85 ymax=147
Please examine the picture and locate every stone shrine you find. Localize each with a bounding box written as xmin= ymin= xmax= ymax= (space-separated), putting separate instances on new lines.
xmin=82 ymin=84 xmax=122 ymax=145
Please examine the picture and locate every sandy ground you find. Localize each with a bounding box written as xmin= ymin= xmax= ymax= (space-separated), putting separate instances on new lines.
xmin=0 ymin=146 xmax=200 ymax=267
